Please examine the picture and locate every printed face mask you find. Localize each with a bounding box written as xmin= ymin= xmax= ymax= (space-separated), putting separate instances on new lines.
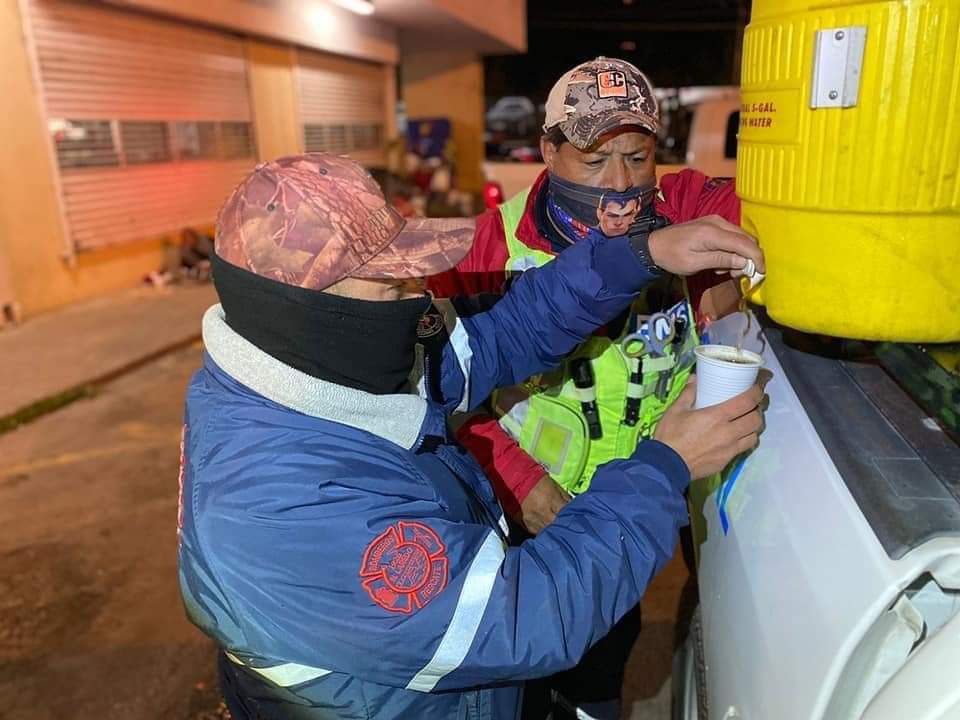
xmin=546 ymin=172 xmax=656 ymax=244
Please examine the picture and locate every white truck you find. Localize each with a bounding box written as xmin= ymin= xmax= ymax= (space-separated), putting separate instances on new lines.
xmin=673 ymin=312 xmax=960 ymax=720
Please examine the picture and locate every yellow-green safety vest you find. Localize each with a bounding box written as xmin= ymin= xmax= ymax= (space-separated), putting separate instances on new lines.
xmin=492 ymin=188 xmax=700 ymax=495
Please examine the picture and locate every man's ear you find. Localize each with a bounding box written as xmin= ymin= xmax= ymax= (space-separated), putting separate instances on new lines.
xmin=540 ymin=136 xmax=556 ymax=172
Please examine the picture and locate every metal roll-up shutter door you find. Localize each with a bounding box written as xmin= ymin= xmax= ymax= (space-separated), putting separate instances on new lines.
xmin=28 ymin=0 xmax=256 ymax=251
xmin=297 ymin=49 xmax=387 ymax=168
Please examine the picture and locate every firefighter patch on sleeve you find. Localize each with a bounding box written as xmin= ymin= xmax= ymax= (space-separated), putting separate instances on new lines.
xmin=360 ymin=521 xmax=449 ymax=614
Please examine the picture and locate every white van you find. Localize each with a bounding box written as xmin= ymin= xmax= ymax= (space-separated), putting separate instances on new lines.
xmin=676 ymin=86 xmax=739 ymax=179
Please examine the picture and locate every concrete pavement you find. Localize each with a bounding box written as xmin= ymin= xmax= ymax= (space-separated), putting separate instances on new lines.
xmin=0 ymin=346 xmax=222 ymax=720
xmin=0 ymin=283 xmax=215 ymax=428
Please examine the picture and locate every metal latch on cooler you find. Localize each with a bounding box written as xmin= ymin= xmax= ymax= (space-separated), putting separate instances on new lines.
xmin=811 ymin=26 xmax=867 ymax=109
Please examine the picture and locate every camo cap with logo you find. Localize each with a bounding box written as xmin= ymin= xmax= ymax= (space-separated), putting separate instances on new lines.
xmin=543 ymin=57 xmax=660 ymax=151
xmin=215 ymin=153 xmax=475 ymax=291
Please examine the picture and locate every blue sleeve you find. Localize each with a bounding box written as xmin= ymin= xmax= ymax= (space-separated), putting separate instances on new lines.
xmin=431 ymin=440 xmax=690 ymax=690
xmin=190 ymin=436 xmax=689 ymax=693
xmin=453 ymin=235 xmax=655 ymax=411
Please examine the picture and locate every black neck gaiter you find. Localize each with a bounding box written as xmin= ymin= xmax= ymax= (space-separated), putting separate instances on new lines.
xmin=212 ymin=253 xmax=432 ymax=395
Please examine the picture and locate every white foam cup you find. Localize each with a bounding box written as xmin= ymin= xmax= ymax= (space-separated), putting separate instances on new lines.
xmin=694 ymin=345 xmax=764 ymax=409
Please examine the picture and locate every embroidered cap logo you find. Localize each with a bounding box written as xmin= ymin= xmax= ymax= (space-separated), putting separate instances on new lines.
xmin=597 ymin=70 xmax=628 ymax=98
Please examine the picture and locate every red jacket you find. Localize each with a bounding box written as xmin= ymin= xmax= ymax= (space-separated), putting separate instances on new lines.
xmin=429 ymin=169 xmax=741 ymax=516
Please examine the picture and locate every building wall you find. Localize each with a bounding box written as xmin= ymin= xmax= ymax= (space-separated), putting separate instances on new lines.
xmin=1 ymin=0 xmax=169 ymax=317
xmin=104 ymin=0 xmax=399 ymax=64
xmin=0 ymin=0 xmax=401 ymax=318
xmin=434 ymin=0 xmax=525 ymax=52
xmin=0 ymin=0 xmax=502 ymax=318
xmin=402 ymin=50 xmax=485 ymax=192
xmin=246 ymin=41 xmax=304 ymax=161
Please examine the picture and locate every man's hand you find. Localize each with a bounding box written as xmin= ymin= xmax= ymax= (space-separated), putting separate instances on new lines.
xmin=653 ymin=380 xmax=765 ymax=479
xmin=648 ymin=215 xmax=765 ymax=277
xmin=517 ymin=474 xmax=572 ymax=535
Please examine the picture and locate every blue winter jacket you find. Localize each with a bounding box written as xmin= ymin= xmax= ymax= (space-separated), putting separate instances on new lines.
xmin=177 ymin=234 xmax=691 ymax=720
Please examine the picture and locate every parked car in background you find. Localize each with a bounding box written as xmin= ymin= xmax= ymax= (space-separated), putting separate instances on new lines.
xmin=485 ymin=96 xmax=537 ymax=137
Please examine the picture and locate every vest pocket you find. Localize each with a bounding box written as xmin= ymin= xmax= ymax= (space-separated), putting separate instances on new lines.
xmin=520 ymin=393 xmax=590 ymax=494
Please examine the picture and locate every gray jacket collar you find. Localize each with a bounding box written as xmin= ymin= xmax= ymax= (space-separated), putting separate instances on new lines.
xmin=202 ymin=304 xmax=428 ymax=450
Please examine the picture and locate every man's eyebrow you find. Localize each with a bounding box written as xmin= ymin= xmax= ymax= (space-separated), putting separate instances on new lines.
xmin=588 ymin=145 xmax=649 ymax=157
xmin=586 ymin=141 xmax=651 ymax=157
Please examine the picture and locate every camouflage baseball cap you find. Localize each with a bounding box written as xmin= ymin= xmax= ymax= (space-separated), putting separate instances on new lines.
xmin=543 ymin=57 xmax=660 ymax=151
xmin=214 ymin=153 xmax=475 ymax=291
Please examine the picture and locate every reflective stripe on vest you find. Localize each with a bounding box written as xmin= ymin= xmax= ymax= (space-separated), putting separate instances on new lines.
xmin=500 ymin=189 xmax=554 ymax=272
xmin=493 ymin=188 xmax=698 ymax=494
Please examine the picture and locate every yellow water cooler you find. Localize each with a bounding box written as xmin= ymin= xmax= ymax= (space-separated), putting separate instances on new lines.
xmin=739 ymin=0 xmax=960 ymax=342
